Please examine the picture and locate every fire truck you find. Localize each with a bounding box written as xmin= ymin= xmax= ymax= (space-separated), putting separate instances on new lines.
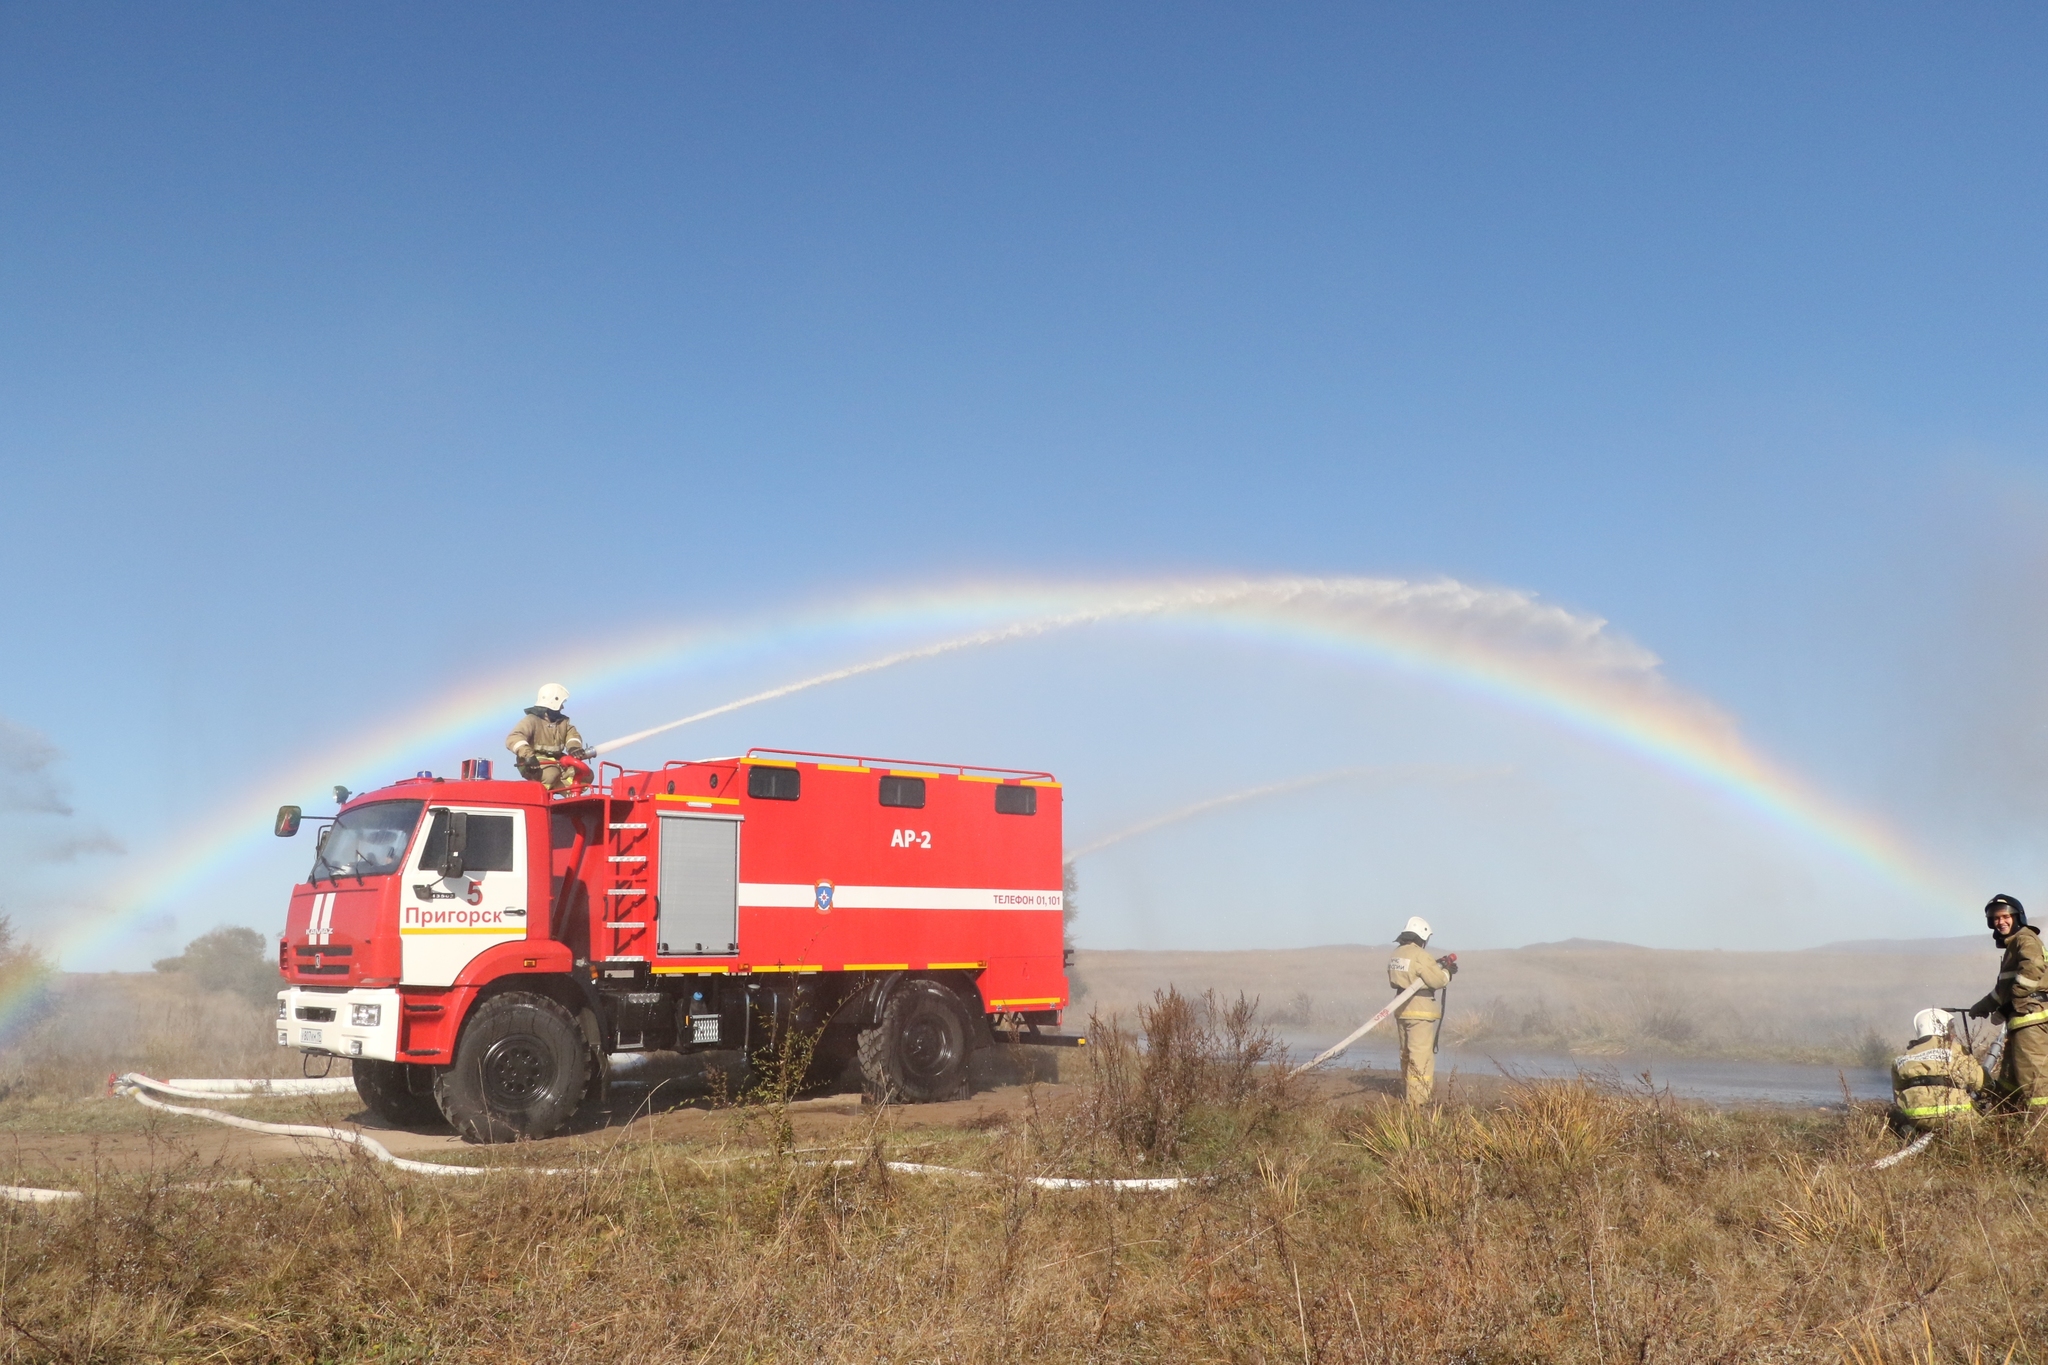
xmin=272 ymin=750 xmax=1073 ymax=1143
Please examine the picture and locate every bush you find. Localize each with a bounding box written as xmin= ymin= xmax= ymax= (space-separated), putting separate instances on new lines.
xmin=0 ymin=913 xmax=53 ymax=1049
xmin=1081 ymin=986 xmax=1286 ymax=1163
xmin=152 ymin=926 xmax=278 ymax=1005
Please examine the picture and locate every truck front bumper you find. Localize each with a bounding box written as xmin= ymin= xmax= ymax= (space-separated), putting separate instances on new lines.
xmin=277 ymin=986 xmax=403 ymax=1062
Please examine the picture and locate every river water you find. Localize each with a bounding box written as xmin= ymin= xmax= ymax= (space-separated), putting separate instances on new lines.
xmin=1286 ymin=1039 xmax=1892 ymax=1106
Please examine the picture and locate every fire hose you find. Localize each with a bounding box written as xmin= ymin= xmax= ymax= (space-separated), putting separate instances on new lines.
xmin=0 ymin=1073 xmax=1203 ymax=1203
xmin=1290 ymin=982 xmax=1423 ymax=1076
xmin=111 ymin=1076 xmax=579 ymax=1177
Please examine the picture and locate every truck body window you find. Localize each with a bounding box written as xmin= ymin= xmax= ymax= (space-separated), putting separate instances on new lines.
xmin=878 ymin=776 xmax=926 ymax=809
xmin=994 ymin=785 xmax=1037 ymax=816
xmin=747 ymin=765 xmax=801 ymax=801
xmin=417 ymin=810 xmax=517 ymax=871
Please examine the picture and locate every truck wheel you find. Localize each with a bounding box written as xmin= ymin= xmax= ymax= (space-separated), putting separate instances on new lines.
xmin=433 ymin=992 xmax=592 ymax=1144
xmin=805 ymin=1030 xmax=862 ymax=1094
xmin=859 ymin=978 xmax=971 ymax=1103
xmin=352 ymin=1059 xmax=443 ymax=1129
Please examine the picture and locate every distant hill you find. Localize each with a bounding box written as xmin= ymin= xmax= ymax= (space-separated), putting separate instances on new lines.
xmin=1803 ymin=936 xmax=1987 ymax=954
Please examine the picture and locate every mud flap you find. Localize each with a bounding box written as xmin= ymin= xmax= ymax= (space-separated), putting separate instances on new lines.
xmin=576 ymin=1005 xmax=610 ymax=1123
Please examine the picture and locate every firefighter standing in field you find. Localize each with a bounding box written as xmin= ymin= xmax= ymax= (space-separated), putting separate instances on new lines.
xmin=506 ymin=683 xmax=588 ymax=792
xmin=1388 ymin=917 xmax=1455 ymax=1107
xmin=1889 ymin=1008 xmax=1983 ymax=1131
xmin=1968 ymin=894 xmax=2048 ymax=1111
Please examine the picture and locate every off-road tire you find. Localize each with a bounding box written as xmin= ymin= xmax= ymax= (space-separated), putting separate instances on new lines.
xmin=805 ymin=1028 xmax=863 ymax=1095
xmin=433 ymin=991 xmax=593 ymax=1144
xmin=352 ymin=1059 xmax=443 ymax=1129
xmin=858 ymin=978 xmax=971 ymax=1103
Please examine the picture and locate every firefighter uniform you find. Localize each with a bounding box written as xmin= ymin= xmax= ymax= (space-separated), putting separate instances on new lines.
xmin=506 ymin=707 xmax=586 ymax=792
xmin=1387 ymin=941 xmax=1452 ymax=1107
xmin=1974 ymin=924 xmax=2048 ymax=1109
xmin=1890 ymin=1034 xmax=1983 ymax=1129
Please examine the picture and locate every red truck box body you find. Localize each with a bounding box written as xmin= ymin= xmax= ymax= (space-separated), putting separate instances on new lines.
xmin=279 ymin=750 xmax=1068 ymax=1067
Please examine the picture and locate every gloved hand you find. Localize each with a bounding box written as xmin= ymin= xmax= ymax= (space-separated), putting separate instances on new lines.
xmin=1439 ymin=953 xmax=1458 ymax=975
xmin=1968 ymin=999 xmax=1996 ymax=1019
xmin=566 ymin=746 xmax=588 ymax=759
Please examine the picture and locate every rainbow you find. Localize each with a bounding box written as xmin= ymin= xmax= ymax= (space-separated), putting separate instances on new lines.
xmin=25 ymin=576 xmax=1972 ymax=1003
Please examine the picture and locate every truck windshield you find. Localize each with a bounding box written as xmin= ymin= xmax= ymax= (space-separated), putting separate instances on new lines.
xmin=311 ymin=800 xmax=426 ymax=882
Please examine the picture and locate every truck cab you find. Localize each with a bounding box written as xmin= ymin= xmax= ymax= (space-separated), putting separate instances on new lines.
xmin=276 ymin=750 xmax=1073 ymax=1142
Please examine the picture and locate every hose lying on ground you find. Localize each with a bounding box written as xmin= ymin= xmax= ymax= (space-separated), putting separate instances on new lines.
xmin=825 ymin=1159 xmax=1199 ymax=1191
xmin=112 ymin=1077 xmax=578 ymax=1177
xmin=1869 ymin=1130 xmax=1938 ymax=1171
xmin=0 ymin=1075 xmax=1202 ymax=1203
xmin=113 ymin=1075 xmax=358 ymax=1101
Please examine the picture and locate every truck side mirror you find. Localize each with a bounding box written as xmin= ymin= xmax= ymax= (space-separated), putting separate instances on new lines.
xmin=275 ymin=806 xmax=302 ymax=838
xmin=438 ymin=810 xmax=468 ymax=880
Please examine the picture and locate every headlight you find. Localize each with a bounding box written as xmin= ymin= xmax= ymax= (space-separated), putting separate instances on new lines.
xmin=277 ymin=1000 xmax=288 ymax=1020
xmin=351 ymin=1004 xmax=382 ymax=1027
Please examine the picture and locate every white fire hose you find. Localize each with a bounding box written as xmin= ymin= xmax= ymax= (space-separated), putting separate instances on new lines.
xmin=1289 ymin=982 xmax=1423 ymax=1077
xmin=0 ymin=1073 xmax=1203 ymax=1203
xmin=823 ymin=1159 xmax=1199 ymax=1191
xmin=118 ymin=1076 xmax=358 ymax=1101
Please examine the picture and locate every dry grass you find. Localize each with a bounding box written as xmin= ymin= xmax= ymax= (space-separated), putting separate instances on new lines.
xmin=0 ymin=973 xmax=318 ymax=1100
xmin=0 ymin=986 xmax=2041 ymax=1361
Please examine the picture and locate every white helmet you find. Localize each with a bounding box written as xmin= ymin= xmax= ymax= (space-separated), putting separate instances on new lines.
xmin=536 ymin=683 xmax=570 ymax=711
xmin=1401 ymin=916 xmax=1433 ymax=943
xmin=1913 ymin=1007 xmax=1953 ymax=1040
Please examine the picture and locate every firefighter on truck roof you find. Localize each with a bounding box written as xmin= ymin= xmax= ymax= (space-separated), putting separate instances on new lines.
xmin=1387 ymin=916 xmax=1454 ymax=1107
xmin=506 ymin=683 xmax=588 ymax=791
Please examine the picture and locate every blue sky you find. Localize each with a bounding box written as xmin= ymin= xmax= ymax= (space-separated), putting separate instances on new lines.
xmin=7 ymin=5 xmax=2048 ymax=965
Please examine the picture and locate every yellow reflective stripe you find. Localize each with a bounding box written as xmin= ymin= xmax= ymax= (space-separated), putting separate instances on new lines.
xmin=2009 ymin=1009 xmax=2048 ymax=1028
xmin=1898 ymin=1102 xmax=1974 ymax=1117
xmin=2030 ymin=1096 xmax=2048 ymax=1108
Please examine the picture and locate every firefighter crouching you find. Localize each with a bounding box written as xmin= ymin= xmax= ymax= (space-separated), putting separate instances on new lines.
xmin=506 ymin=683 xmax=588 ymax=792
xmin=1890 ymin=1008 xmax=1983 ymax=1131
xmin=1969 ymin=894 xmax=2048 ymax=1110
xmin=1388 ymin=916 xmax=1455 ymax=1107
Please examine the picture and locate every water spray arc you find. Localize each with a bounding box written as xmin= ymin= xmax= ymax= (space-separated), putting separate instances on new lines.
xmin=1062 ymin=765 xmax=1507 ymax=863
xmin=49 ymin=575 xmax=1967 ymax=999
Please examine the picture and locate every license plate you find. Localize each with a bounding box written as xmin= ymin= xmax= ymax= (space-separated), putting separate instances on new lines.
xmin=300 ymin=1027 xmax=323 ymax=1045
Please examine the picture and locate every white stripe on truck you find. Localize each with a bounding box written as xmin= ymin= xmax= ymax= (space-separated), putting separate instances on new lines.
xmin=737 ymin=884 xmax=1063 ymax=911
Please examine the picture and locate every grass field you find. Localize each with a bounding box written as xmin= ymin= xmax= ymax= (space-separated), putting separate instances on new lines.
xmin=0 ymin=977 xmax=2039 ymax=1362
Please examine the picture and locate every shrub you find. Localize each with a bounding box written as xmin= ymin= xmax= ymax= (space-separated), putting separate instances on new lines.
xmin=152 ymin=926 xmax=278 ymax=1005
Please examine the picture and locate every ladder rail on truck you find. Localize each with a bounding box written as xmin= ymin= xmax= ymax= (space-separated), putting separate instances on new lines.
xmin=272 ymin=749 xmax=1076 ymax=1143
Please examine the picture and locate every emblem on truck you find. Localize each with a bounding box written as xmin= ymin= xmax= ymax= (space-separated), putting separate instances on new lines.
xmin=815 ymin=880 xmax=834 ymax=913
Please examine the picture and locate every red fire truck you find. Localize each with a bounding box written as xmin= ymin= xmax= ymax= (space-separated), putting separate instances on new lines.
xmin=272 ymin=750 xmax=1073 ymax=1142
